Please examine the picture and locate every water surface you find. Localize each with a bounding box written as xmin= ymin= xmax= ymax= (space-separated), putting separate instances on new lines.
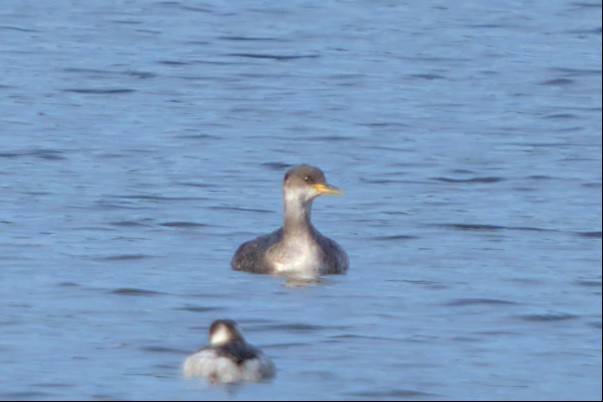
xmin=1 ymin=1 xmax=601 ymax=400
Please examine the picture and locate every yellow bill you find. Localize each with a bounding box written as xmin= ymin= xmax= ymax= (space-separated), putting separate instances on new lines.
xmin=313 ymin=183 xmax=343 ymax=195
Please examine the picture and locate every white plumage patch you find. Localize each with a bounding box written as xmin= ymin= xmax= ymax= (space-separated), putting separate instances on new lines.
xmin=273 ymin=239 xmax=321 ymax=275
xmin=182 ymin=349 xmax=275 ymax=384
xmin=209 ymin=325 xmax=233 ymax=346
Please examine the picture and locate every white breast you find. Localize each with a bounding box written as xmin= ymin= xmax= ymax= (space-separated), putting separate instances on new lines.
xmin=183 ymin=349 xmax=275 ymax=383
xmin=273 ymin=239 xmax=322 ymax=275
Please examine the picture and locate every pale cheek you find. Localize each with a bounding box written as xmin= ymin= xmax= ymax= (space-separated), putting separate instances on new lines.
xmin=285 ymin=188 xmax=316 ymax=204
xmin=210 ymin=326 xmax=231 ymax=345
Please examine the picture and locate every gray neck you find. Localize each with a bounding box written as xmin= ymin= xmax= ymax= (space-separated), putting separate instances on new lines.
xmin=283 ymin=195 xmax=314 ymax=237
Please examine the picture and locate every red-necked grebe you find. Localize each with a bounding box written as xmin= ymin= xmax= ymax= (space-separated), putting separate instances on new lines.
xmin=231 ymin=164 xmax=349 ymax=276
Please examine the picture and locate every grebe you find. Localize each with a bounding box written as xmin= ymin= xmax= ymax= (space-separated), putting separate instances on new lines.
xmin=231 ymin=164 xmax=348 ymax=277
xmin=183 ymin=319 xmax=275 ymax=383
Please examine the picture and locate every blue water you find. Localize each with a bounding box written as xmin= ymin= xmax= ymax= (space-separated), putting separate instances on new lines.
xmin=1 ymin=1 xmax=601 ymax=400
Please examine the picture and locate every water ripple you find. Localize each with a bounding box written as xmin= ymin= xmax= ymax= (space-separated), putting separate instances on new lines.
xmin=433 ymin=176 xmax=504 ymax=184
xmin=571 ymin=2 xmax=602 ymax=9
xmin=358 ymin=122 xmax=409 ymax=128
xmin=437 ymin=223 xmax=566 ymax=234
xmin=263 ymin=342 xmax=308 ymax=349
xmin=574 ymin=280 xmax=602 ymax=288
xmin=440 ymin=223 xmax=505 ymax=231
xmin=159 ymin=221 xmax=209 ymax=228
xmin=555 ymin=67 xmax=602 ymax=77
xmin=225 ymin=53 xmax=320 ymax=61
xmin=0 ymin=25 xmax=39 ymax=32
xmin=0 ymin=149 xmax=65 ymax=160
xmin=62 ymin=68 xmax=157 ymax=80
xmin=259 ymin=323 xmax=331 ymax=332
xmin=372 ymin=235 xmax=419 ymax=241
xmin=173 ymin=133 xmax=220 ymax=140
xmin=62 ymin=88 xmax=136 ymax=94
xmin=96 ymin=254 xmax=154 ymax=261
xmin=347 ymin=389 xmax=436 ymax=399
xmin=116 ymin=194 xmax=208 ymax=202
xmin=576 ymin=231 xmax=602 ymax=238
xmin=218 ymin=35 xmax=289 ymax=42
xmin=261 ymin=162 xmax=291 ymax=170
xmin=140 ymin=346 xmax=188 ymax=354
xmin=175 ymin=305 xmax=225 ymax=313
xmin=540 ymin=78 xmax=575 ymax=86
xmin=307 ymin=135 xmax=356 ymax=142
xmin=56 ymin=282 xmax=81 ymax=288
xmin=157 ymin=60 xmax=191 ymax=66
xmin=109 ymin=220 xmax=152 ymax=228
xmin=110 ymin=288 xmax=166 ymax=296
xmin=445 ymin=298 xmax=518 ymax=307
xmin=409 ymin=73 xmax=447 ymax=80
xmin=518 ymin=313 xmax=579 ymax=322
xmin=209 ymin=206 xmax=273 ymax=214
xmin=391 ymin=279 xmax=447 ymax=289
xmin=545 ymin=113 xmax=577 ymax=119
xmin=0 ymin=392 xmax=52 ymax=399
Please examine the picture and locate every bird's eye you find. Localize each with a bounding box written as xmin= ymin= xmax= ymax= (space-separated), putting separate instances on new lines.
xmin=304 ymin=176 xmax=310 ymax=182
